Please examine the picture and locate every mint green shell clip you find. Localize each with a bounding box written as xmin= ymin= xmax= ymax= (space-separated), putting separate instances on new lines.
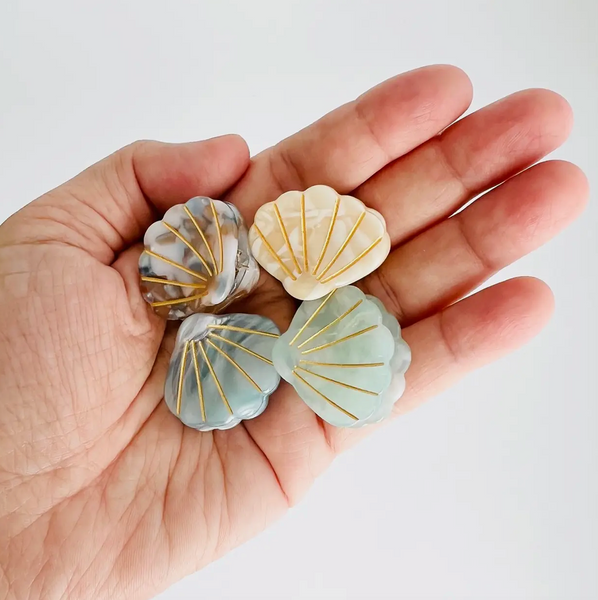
xmin=272 ymin=286 xmax=411 ymax=427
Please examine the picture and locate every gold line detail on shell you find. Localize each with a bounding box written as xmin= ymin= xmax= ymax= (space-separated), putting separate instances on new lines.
xmin=207 ymin=324 xmax=279 ymax=338
xmin=299 ymin=360 xmax=384 ymax=368
xmin=177 ymin=341 xmax=190 ymax=415
xmin=319 ymin=236 xmax=384 ymax=284
xmin=293 ymin=369 xmax=358 ymax=421
xmin=300 ymin=193 xmax=308 ymax=272
xmin=300 ymin=324 xmax=378 ymax=355
xmin=150 ymin=292 xmax=207 ymax=308
xmin=183 ymin=205 xmax=218 ymax=275
xmin=253 ymin=224 xmax=297 ymax=280
xmin=206 ymin=339 xmax=262 ymax=392
xmin=312 ymin=195 xmax=340 ymax=277
xmin=297 ymin=299 xmax=363 ymax=350
xmin=198 ymin=340 xmax=233 ymax=414
xmin=208 ymin=332 xmax=274 ymax=365
xmin=289 ymin=290 xmax=336 ymax=346
xmin=295 ymin=366 xmax=378 ymax=396
xmin=209 ymin=200 xmax=224 ymax=274
xmin=191 ymin=341 xmax=206 ymax=421
xmin=141 ymin=276 xmax=206 ymax=289
xmin=273 ymin=202 xmax=302 ymax=275
xmin=143 ymin=250 xmax=208 ymax=281
xmin=317 ymin=211 xmax=366 ymax=281
xmin=162 ymin=222 xmax=213 ymax=277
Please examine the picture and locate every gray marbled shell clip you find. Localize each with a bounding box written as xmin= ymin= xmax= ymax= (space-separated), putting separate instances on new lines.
xmin=139 ymin=196 xmax=259 ymax=319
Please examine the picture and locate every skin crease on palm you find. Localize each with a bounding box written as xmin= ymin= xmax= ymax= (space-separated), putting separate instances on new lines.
xmin=0 ymin=65 xmax=589 ymax=600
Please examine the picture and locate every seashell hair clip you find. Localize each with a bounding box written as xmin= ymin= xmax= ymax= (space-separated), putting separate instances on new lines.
xmin=248 ymin=185 xmax=391 ymax=300
xmin=139 ymin=196 xmax=259 ymax=319
xmin=165 ymin=313 xmax=281 ymax=431
xmin=271 ymin=286 xmax=411 ymax=428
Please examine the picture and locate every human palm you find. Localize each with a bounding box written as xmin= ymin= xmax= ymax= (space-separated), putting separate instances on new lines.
xmin=0 ymin=66 xmax=588 ymax=600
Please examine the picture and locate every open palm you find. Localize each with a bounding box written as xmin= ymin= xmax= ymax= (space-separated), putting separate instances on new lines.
xmin=0 ymin=66 xmax=588 ymax=600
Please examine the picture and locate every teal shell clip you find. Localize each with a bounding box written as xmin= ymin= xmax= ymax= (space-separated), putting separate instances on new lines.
xmin=165 ymin=313 xmax=281 ymax=431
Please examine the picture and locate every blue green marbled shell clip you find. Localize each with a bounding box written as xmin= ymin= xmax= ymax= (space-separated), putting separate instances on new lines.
xmin=165 ymin=313 xmax=281 ymax=431
xmin=164 ymin=287 xmax=411 ymax=431
xmin=272 ymin=286 xmax=411 ymax=428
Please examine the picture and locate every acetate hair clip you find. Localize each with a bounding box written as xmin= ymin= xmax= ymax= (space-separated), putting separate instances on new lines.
xmin=248 ymin=185 xmax=391 ymax=300
xmin=139 ymin=196 xmax=259 ymax=319
xmin=139 ymin=188 xmax=409 ymax=432
xmin=272 ymin=286 xmax=411 ymax=428
xmin=165 ymin=313 xmax=281 ymax=431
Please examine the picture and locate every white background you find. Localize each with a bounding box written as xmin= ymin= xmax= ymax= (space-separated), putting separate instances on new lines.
xmin=1 ymin=1 xmax=597 ymax=598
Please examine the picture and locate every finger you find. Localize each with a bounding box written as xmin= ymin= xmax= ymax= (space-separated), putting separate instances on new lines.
xmin=130 ymin=136 xmax=249 ymax=211
xmin=228 ymin=65 xmax=473 ymax=216
xmin=3 ymin=136 xmax=250 ymax=263
xmin=355 ymin=89 xmax=573 ymax=245
xmin=400 ymin=277 xmax=554 ymax=412
xmin=111 ymin=242 xmax=166 ymax=330
xmin=331 ymin=277 xmax=555 ymax=453
xmin=363 ymin=160 xmax=589 ymax=326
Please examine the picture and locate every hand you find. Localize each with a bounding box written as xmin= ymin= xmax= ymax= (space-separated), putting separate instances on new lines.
xmin=0 ymin=65 xmax=588 ymax=600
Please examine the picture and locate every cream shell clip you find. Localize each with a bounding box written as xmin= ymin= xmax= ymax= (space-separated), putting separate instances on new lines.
xmin=248 ymin=185 xmax=391 ymax=301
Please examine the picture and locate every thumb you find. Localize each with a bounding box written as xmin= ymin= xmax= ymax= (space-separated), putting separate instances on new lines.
xmin=0 ymin=136 xmax=250 ymax=264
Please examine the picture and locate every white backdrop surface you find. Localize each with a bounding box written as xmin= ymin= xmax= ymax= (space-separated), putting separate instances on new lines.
xmin=1 ymin=1 xmax=596 ymax=599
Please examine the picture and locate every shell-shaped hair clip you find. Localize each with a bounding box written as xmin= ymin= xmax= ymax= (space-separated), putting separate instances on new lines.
xmin=139 ymin=197 xmax=259 ymax=319
xmin=248 ymin=185 xmax=391 ymax=301
xmin=165 ymin=313 xmax=281 ymax=431
xmin=272 ymin=286 xmax=411 ymax=428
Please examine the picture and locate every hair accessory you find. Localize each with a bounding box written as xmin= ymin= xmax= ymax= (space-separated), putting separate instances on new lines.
xmin=165 ymin=313 xmax=281 ymax=431
xmin=272 ymin=286 xmax=411 ymax=428
xmin=248 ymin=185 xmax=390 ymax=300
xmin=139 ymin=197 xmax=258 ymax=319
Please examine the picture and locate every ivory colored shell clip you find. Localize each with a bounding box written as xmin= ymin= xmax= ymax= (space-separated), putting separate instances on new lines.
xmin=248 ymin=185 xmax=391 ymax=300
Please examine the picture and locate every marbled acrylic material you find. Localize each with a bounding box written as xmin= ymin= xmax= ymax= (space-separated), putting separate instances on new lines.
xmin=165 ymin=313 xmax=281 ymax=431
xmin=248 ymin=185 xmax=391 ymax=301
xmin=272 ymin=286 xmax=411 ymax=428
xmin=139 ymin=197 xmax=259 ymax=319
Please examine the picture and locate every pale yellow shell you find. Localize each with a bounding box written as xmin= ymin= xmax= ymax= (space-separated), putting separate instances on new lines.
xmin=248 ymin=185 xmax=391 ymax=300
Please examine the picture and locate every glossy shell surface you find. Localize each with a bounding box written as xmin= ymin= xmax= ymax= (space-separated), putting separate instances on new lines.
xmin=139 ymin=197 xmax=259 ymax=319
xmin=165 ymin=313 xmax=281 ymax=431
xmin=249 ymin=185 xmax=390 ymax=300
xmin=272 ymin=286 xmax=411 ymax=427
